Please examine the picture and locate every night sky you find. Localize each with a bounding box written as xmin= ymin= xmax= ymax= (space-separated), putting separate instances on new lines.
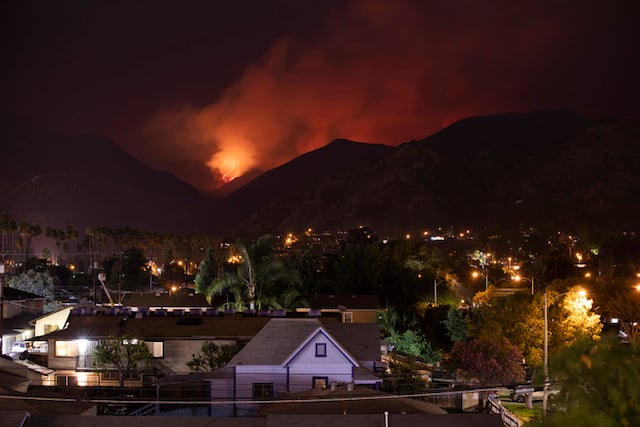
xmin=2 ymin=0 xmax=638 ymax=190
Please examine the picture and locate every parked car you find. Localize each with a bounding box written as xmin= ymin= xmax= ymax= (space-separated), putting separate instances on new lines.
xmin=510 ymin=384 xmax=560 ymax=403
xmin=11 ymin=341 xmax=31 ymax=353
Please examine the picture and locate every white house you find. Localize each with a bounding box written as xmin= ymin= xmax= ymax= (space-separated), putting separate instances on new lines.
xmin=207 ymin=318 xmax=382 ymax=415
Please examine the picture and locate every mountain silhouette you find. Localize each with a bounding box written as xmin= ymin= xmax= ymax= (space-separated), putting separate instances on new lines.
xmin=2 ymin=110 xmax=639 ymax=238
xmin=0 ymin=113 xmax=213 ymax=234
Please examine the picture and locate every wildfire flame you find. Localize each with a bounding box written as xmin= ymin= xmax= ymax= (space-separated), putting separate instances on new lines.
xmin=205 ymin=135 xmax=256 ymax=186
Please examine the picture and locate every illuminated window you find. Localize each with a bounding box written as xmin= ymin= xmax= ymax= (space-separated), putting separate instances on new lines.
xmin=343 ymin=312 xmax=353 ymax=323
xmin=146 ymin=341 xmax=164 ymax=358
xmin=55 ymin=341 xmax=79 ymax=357
xmin=252 ymin=383 xmax=273 ymax=400
xmin=315 ymin=343 xmax=327 ymax=357
xmin=313 ymin=377 xmax=328 ymax=389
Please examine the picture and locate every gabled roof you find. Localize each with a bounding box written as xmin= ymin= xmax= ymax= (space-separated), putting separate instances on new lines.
xmin=229 ymin=319 xmax=322 ymax=366
xmin=323 ymin=322 xmax=381 ymax=362
xmin=283 ymin=327 xmax=358 ymax=367
xmin=228 ymin=319 xmax=379 ymax=367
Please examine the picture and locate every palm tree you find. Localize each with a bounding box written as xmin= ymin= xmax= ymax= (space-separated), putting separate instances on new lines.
xmin=205 ymin=235 xmax=302 ymax=311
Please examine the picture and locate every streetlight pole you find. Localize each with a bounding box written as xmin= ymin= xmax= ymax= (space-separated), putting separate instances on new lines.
xmin=434 ymin=279 xmax=447 ymax=306
xmin=0 ymin=260 xmax=5 ymax=355
xmin=514 ymin=275 xmax=534 ymax=295
xmin=472 ymin=269 xmax=489 ymax=291
xmin=542 ymin=288 xmax=587 ymax=413
xmin=543 ymin=290 xmax=549 ymax=413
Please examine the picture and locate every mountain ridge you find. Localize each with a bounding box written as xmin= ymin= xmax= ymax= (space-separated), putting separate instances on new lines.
xmin=2 ymin=110 xmax=638 ymax=238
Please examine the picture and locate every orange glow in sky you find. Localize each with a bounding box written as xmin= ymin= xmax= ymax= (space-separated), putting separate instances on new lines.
xmin=205 ymin=135 xmax=257 ymax=185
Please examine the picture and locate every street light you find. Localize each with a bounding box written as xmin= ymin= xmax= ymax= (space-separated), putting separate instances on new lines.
xmin=542 ymin=288 xmax=587 ymax=413
xmin=472 ymin=269 xmax=489 ymax=291
xmin=513 ymin=274 xmax=534 ymax=295
xmin=434 ymin=278 xmax=448 ymax=306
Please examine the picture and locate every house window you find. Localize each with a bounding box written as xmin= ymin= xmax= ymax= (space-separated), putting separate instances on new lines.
xmin=313 ymin=376 xmax=328 ymax=390
xmin=55 ymin=341 xmax=79 ymax=357
xmin=252 ymin=383 xmax=273 ymax=400
xmin=343 ymin=312 xmax=353 ymax=323
xmin=315 ymin=342 xmax=327 ymax=357
xmin=145 ymin=341 xmax=164 ymax=358
xmin=56 ymin=375 xmax=78 ymax=386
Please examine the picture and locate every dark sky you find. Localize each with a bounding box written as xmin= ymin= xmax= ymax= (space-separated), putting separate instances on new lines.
xmin=2 ymin=0 xmax=639 ymax=190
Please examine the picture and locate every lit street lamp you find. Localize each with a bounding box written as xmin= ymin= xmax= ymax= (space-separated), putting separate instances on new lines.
xmin=472 ymin=269 xmax=489 ymax=291
xmin=542 ymin=288 xmax=587 ymax=413
xmin=513 ymin=274 xmax=534 ymax=295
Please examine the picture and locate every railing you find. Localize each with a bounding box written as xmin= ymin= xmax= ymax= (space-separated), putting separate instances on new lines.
xmin=128 ymin=402 xmax=157 ymax=416
xmin=487 ymin=394 xmax=522 ymax=427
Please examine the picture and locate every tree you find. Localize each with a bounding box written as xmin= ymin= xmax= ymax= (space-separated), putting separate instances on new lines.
xmin=443 ymin=307 xmax=468 ymax=343
xmin=205 ymin=235 xmax=302 ymax=311
xmin=186 ymin=341 xmax=242 ymax=372
xmin=103 ymin=248 xmax=149 ymax=293
xmin=7 ymin=269 xmax=62 ymax=313
xmin=605 ymin=289 xmax=640 ymax=343
xmin=387 ymin=328 xmax=442 ymax=363
xmin=194 ymin=248 xmax=219 ymax=294
xmin=382 ymin=353 xmax=429 ymax=393
xmin=447 ymin=336 xmax=526 ymax=387
xmin=550 ymin=286 xmax=602 ymax=349
xmin=527 ymin=337 xmax=640 ymax=426
xmin=92 ymin=336 xmax=154 ymax=387
xmin=467 ymin=291 xmax=544 ymax=367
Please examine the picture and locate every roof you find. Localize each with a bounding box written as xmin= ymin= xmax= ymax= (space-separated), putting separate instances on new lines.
xmin=2 ymin=312 xmax=42 ymax=335
xmin=20 ymin=413 xmax=503 ymax=427
xmin=24 ymin=415 xmax=265 ymax=427
xmin=323 ymin=322 xmax=381 ymax=362
xmin=228 ymin=319 xmax=380 ymax=366
xmin=0 ymin=411 xmax=30 ymax=427
xmin=121 ymin=293 xmax=210 ymax=308
xmin=259 ymin=385 xmax=448 ymax=415
xmin=306 ymin=294 xmax=382 ymax=310
xmin=229 ymin=319 xmax=322 ymax=366
xmin=0 ymin=387 xmax=96 ymax=416
xmin=39 ymin=313 xmax=271 ymax=341
xmin=264 ymin=414 xmax=503 ymax=427
xmin=2 ymin=288 xmax=47 ymax=301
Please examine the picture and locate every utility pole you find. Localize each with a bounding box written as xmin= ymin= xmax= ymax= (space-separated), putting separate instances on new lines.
xmin=0 ymin=259 xmax=6 ymax=355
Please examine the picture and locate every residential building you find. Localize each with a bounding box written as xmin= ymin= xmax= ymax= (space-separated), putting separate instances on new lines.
xmin=296 ymin=294 xmax=384 ymax=323
xmin=0 ymin=288 xmax=47 ymax=355
xmin=207 ymin=318 xmax=383 ymax=416
xmin=33 ymin=308 xmax=273 ymax=387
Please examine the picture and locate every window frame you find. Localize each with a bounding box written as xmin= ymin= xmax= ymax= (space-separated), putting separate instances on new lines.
xmin=315 ymin=342 xmax=327 ymax=357
xmin=252 ymin=382 xmax=274 ymax=400
xmin=312 ymin=376 xmax=329 ymax=390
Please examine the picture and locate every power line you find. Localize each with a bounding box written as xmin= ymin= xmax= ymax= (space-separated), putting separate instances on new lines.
xmin=0 ymin=386 xmax=499 ymax=406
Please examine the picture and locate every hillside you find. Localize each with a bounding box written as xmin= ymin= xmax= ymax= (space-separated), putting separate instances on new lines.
xmin=2 ymin=110 xmax=639 ymax=238
xmin=225 ymin=111 xmax=640 ymax=237
xmin=0 ymin=114 xmax=213 ymax=234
